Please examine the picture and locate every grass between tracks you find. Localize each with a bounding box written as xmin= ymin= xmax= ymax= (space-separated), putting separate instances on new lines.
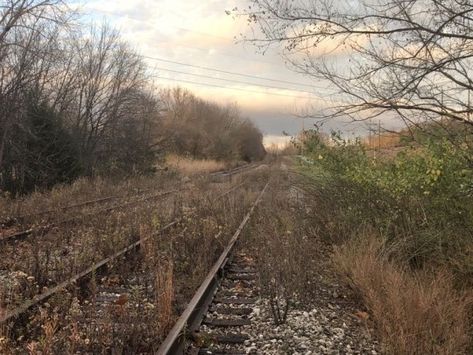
xmin=295 ymin=130 xmax=473 ymax=354
xmin=166 ymin=154 xmax=228 ymax=175
xmin=0 ymin=170 xmax=265 ymax=353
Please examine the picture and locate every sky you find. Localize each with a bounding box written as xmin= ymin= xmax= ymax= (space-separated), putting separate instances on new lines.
xmin=76 ymin=0 xmax=399 ymax=147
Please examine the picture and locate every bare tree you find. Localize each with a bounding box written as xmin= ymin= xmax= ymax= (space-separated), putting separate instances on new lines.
xmin=0 ymin=0 xmax=68 ymax=174
xmin=160 ymin=87 xmax=265 ymax=161
xmin=0 ymin=5 xmax=163 ymax=192
xmin=237 ymin=0 xmax=473 ymax=131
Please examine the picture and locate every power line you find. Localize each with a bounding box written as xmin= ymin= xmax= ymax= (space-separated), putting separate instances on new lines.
xmin=150 ymin=66 xmax=329 ymax=99
xmin=143 ymin=55 xmax=322 ymax=89
xmin=84 ymin=7 xmax=333 ymax=92
xmin=151 ymin=75 xmax=324 ymax=100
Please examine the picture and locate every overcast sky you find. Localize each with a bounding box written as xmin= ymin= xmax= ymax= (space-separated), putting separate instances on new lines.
xmin=77 ymin=0 xmax=400 ymax=147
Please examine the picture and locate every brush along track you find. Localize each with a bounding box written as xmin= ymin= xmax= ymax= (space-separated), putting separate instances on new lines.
xmin=1 ymin=186 xmax=156 ymax=226
xmin=0 ymin=220 xmax=180 ymax=326
xmin=157 ymin=181 xmax=268 ymax=354
xmin=0 ymin=180 xmax=251 ymax=332
xmin=0 ymin=188 xmax=181 ymax=245
xmin=1 ymin=164 xmax=257 ymax=245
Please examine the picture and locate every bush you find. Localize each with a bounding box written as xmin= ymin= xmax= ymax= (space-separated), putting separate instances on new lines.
xmin=297 ymin=127 xmax=473 ymax=352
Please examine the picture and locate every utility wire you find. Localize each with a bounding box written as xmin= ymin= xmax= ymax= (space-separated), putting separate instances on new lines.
xmin=150 ymin=75 xmax=324 ymax=100
xmin=86 ymin=7 xmax=233 ymax=41
xmin=151 ymin=66 xmax=330 ymax=98
xmin=144 ymin=55 xmax=320 ymax=89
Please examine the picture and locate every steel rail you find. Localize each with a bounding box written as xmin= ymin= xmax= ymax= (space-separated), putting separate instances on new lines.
xmin=210 ymin=163 xmax=259 ymax=178
xmin=0 ymin=220 xmax=179 ymax=325
xmin=1 ymin=187 xmax=157 ymax=226
xmin=215 ymin=181 xmax=246 ymax=199
xmin=157 ymin=181 xmax=269 ymax=355
xmin=0 ymin=189 xmax=180 ymax=245
xmin=0 ymin=180 xmax=250 ymax=325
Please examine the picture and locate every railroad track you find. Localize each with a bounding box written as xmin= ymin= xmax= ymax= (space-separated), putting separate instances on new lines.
xmin=157 ymin=181 xmax=268 ymax=354
xmin=0 ymin=180 xmax=253 ymax=335
xmin=0 ymin=188 xmax=181 ymax=245
xmin=0 ymin=187 xmax=157 ymax=227
xmin=210 ymin=163 xmax=260 ymax=180
xmin=1 ymin=164 xmax=257 ymax=245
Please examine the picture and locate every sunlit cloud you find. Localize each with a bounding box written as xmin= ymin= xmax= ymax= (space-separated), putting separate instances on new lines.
xmin=75 ymin=0 xmax=363 ymax=145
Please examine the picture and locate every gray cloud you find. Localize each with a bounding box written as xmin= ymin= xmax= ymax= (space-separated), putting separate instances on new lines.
xmin=80 ymin=0 xmax=400 ymax=145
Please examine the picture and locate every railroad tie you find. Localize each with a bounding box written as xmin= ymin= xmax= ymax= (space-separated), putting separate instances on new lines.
xmin=208 ymin=306 xmax=253 ymax=316
xmin=213 ymin=297 xmax=256 ymax=305
xmin=190 ymin=254 xmax=258 ymax=354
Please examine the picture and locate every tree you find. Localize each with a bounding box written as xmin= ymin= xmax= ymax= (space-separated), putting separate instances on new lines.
xmin=0 ymin=5 xmax=163 ymax=193
xmin=160 ymin=87 xmax=266 ymax=161
xmin=0 ymin=0 xmax=68 ymax=173
xmin=238 ymin=0 xmax=473 ymax=133
xmin=2 ymin=96 xmax=81 ymax=194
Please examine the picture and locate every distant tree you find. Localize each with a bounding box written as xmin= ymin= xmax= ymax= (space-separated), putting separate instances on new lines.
xmin=235 ymin=120 xmax=266 ymax=162
xmin=160 ymin=87 xmax=266 ymax=162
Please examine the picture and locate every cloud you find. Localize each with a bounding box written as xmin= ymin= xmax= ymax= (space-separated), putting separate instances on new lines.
xmin=78 ymin=0 xmax=358 ymax=140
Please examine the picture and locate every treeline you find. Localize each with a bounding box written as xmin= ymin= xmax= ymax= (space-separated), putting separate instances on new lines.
xmin=160 ymin=88 xmax=265 ymax=162
xmin=0 ymin=1 xmax=264 ymax=195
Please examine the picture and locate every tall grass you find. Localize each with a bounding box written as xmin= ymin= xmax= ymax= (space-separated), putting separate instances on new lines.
xmin=166 ymin=154 xmax=227 ymax=175
xmin=334 ymin=236 xmax=472 ymax=354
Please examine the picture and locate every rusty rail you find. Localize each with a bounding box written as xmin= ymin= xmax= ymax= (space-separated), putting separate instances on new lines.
xmin=0 ymin=189 xmax=180 ymax=245
xmin=157 ymin=181 xmax=269 ymax=354
xmin=210 ymin=163 xmax=259 ymax=178
xmin=2 ymin=187 xmax=157 ymax=225
xmin=0 ymin=181 xmax=250 ymax=325
xmin=0 ymin=220 xmax=179 ymax=325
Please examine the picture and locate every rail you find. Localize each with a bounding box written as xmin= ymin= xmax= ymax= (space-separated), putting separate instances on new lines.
xmin=157 ymin=181 xmax=269 ymax=354
xmin=0 ymin=181 xmax=251 ymax=325
xmin=0 ymin=189 xmax=180 ymax=245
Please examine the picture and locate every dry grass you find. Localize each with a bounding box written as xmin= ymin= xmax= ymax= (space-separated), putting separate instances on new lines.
xmin=155 ymin=260 xmax=174 ymax=334
xmin=166 ymin=154 xmax=226 ymax=175
xmin=363 ymin=132 xmax=402 ymax=149
xmin=333 ymin=235 xmax=472 ymax=355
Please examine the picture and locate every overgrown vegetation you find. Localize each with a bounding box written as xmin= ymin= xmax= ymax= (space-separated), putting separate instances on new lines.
xmin=0 ymin=169 xmax=264 ymax=353
xmin=160 ymin=88 xmax=266 ymax=163
xmin=0 ymin=2 xmax=265 ymax=196
xmin=296 ymin=126 xmax=473 ymax=354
